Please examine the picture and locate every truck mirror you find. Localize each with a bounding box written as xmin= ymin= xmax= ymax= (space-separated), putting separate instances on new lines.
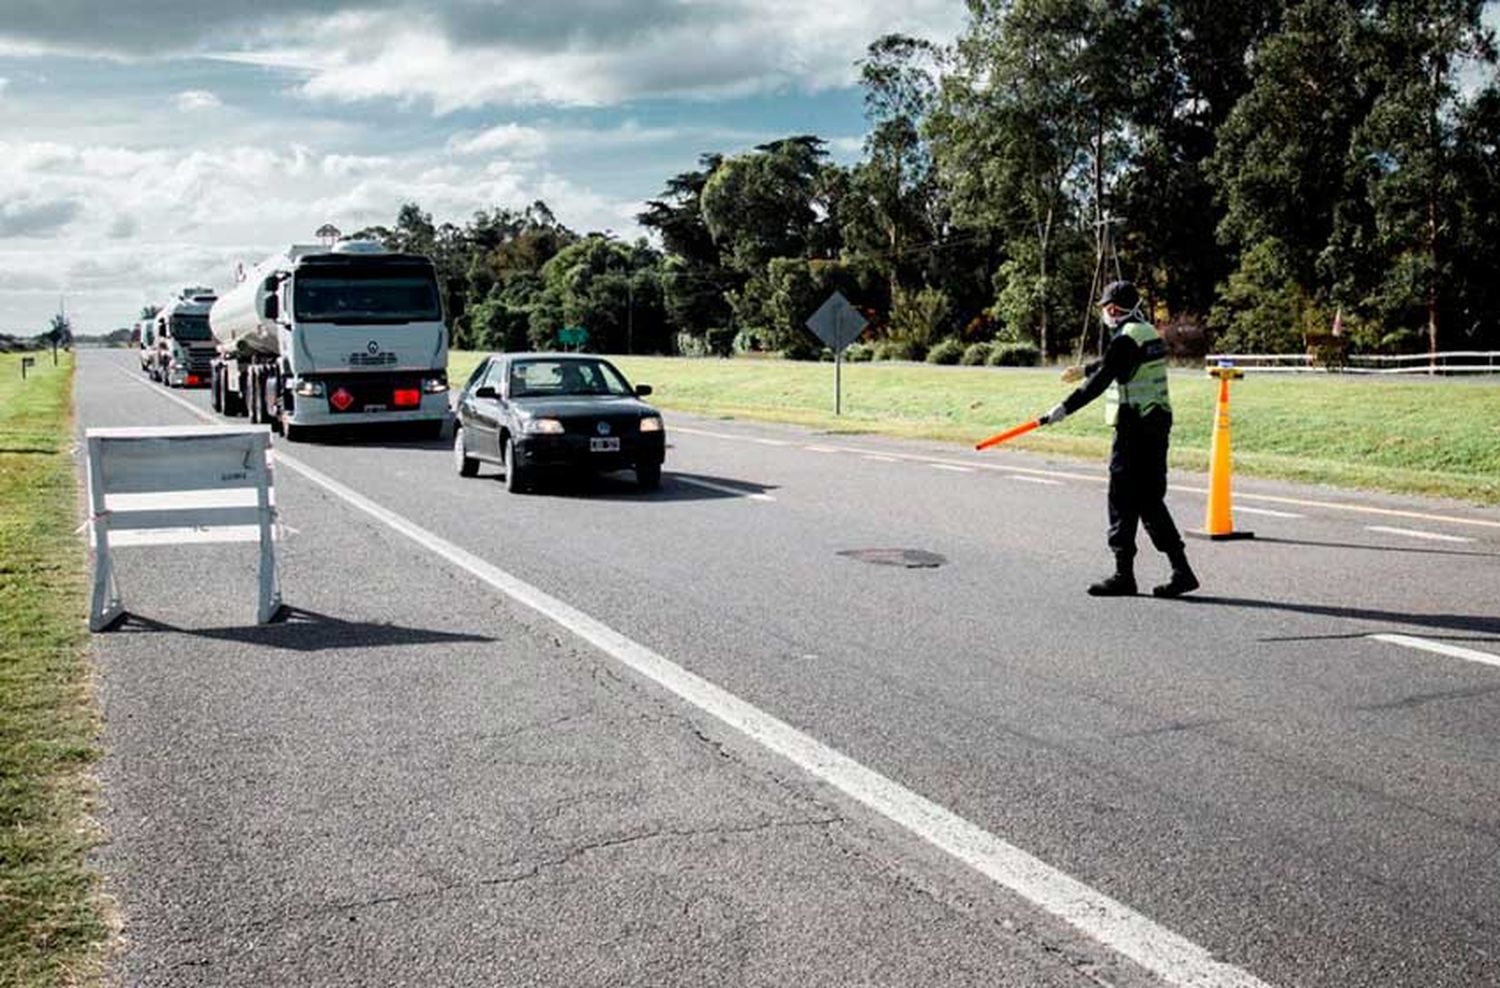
xmin=261 ymin=294 xmax=279 ymax=320
xmin=263 ymin=275 xmax=279 ymax=292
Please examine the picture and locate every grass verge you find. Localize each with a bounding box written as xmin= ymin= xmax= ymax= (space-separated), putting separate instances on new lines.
xmin=450 ymin=352 xmax=1500 ymax=505
xmin=0 ymin=351 xmax=107 ymax=988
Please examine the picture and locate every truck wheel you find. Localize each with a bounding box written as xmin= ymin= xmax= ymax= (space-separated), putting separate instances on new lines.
xmin=210 ymin=367 xmax=224 ymax=413
xmin=224 ymin=371 xmax=245 ymax=417
xmin=281 ymin=420 xmax=305 ymax=442
xmin=454 ymin=427 xmax=479 ymax=477
xmin=503 ymin=436 xmax=529 ymax=493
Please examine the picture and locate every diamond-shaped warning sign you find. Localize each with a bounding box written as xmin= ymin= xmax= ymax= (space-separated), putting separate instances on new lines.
xmin=806 ymin=292 xmax=867 ymax=353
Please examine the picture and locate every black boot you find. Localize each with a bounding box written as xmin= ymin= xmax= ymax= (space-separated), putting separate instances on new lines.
xmin=1088 ymin=555 xmax=1137 ymax=596
xmin=1153 ymin=549 xmax=1199 ymax=598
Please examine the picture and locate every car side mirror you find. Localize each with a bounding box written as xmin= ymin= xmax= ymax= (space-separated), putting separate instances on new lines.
xmin=474 ymin=385 xmax=498 ymax=400
xmin=635 ymin=384 xmax=652 ymax=396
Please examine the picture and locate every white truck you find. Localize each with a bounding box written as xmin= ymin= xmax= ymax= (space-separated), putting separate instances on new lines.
xmin=208 ymin=241 xmax=450 ymax=440
xmin=147 ymin=288 xmax=217 ymax=386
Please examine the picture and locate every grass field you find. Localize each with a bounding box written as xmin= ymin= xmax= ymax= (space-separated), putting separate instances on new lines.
xmin=451 ymin=352 xmax=1500 ymax=505
xmin=0 ymin=351 xmax=107 ymax=988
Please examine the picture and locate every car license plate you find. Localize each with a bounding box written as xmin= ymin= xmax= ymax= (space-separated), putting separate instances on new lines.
xmin=590 ymin=437 xmax=620 ymax=452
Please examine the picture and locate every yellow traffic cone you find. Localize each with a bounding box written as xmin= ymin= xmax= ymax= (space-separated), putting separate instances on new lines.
xmin=1193 ymin=365 xmax=1255 ymax=541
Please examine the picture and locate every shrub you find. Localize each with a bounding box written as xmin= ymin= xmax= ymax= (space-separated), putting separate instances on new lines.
xmin=987 ymin=342 xmax=1041 ymax=367
xmin=925 ymin=338 xmax=966 ymax=364
xmin=843 ymin=342 xmax=874 ymax=362
xmin=873 ymin=339 xmax=918 ymax=361
xmin=960 ymin=342 xmax=993 ymax=366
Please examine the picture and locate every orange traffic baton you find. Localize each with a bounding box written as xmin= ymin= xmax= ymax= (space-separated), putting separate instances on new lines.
xmin=975 ymin=418 xmax=1042 ymax=451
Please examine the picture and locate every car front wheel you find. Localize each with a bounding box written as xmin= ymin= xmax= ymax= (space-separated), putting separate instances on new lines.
xmin=454 ymin=427 xmax=479 ymax=477
xmin=503 ymin=436 xmax=529 ymax=493
xmin=636 ymin=462 xmax=661 ymax=490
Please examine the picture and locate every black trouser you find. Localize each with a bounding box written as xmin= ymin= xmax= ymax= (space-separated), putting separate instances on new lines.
xmin=1107 ymin=408 xmax=1184 ymax=561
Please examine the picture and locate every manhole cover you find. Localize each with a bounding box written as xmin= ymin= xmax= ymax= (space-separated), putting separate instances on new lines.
xmin=838 ymin=548 xmax=946 ymax=569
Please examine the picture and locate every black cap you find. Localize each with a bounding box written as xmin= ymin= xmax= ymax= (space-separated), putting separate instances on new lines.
xmin=1098 ymin=280 xmax=1139 ymax=310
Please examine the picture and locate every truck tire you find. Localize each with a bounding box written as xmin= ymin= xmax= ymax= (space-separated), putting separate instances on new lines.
xmin=224 ymin=370 xmax=245 ymax=417
xmin=210 ymin=366 xmax=224 ymax=413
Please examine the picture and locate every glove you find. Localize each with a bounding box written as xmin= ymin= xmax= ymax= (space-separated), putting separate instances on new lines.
xmin=1040 ymin=403 xmax=1068 ymax=425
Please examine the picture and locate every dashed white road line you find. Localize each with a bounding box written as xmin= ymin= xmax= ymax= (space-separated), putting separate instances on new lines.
xmin=803 ymin=445 xmax=839 ymax=453
xmin=1369 ymin=634 xmax=1500 ymax=670
xmin=1232 ymin=506 xmax=1305 ymax=519
xmin=673 ymin=477 xmax=775 ymax=501
xmin=930 ymin=463 xmax=974 ymax=473
xmin=673 ymin=424 xmax=1500 ymax=532
xmin=122 ymin=363 xmax=1273 ymax=988
xmin=863 ymin=454 xmax=899 ymax=463
xmin=1007 ymin=475 xmax=1063 ymax=486
xmin=1365 ymin=525 xmax=1475 ymax=544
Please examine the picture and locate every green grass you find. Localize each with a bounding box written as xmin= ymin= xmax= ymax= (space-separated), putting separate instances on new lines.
xmin=451 ymin=351 xmax=1500 ymax=504
xmin=0 ymin=351 xmax=108 ymax=988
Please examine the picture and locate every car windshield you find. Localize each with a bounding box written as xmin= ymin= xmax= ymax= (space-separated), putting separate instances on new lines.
xmin=170 ymin=314 xmax=212 ymax=341
xmin=293 ymin=266 xmax=442 ymax=323
xmin=508 ymin=359 xmax=633 ymax=398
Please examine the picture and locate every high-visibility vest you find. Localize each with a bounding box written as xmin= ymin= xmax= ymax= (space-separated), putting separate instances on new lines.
xmin=1104 ymin=320 xmax=1171 ymax=426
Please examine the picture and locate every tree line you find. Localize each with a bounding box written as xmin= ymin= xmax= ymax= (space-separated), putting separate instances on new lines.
xmin=352 ymin=0 xmax=1499 ymax=361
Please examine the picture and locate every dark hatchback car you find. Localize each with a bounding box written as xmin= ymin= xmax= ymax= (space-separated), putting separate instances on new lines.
xmin=453 ymin=353 xmax=666 ymax=492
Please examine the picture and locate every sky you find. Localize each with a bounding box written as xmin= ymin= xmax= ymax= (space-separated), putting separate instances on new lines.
xmin=0 ymin=0 xmax=967 ymax=334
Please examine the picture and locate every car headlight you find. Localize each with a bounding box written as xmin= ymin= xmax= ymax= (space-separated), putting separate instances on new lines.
xmin=639 ymin=416 xmax=663 ymax=432
xmin=522 ymin=418 xmax=565 ymax=434
xmin=295 ymin=380 xmax=325 ymax=397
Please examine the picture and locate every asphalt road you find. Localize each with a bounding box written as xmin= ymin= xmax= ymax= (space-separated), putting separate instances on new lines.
xmin=77 ymin=348 xmax=1500 ymax=987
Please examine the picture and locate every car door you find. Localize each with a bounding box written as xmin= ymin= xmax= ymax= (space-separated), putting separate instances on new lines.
xmin=466 ymin=358 xmax=508 ymax=460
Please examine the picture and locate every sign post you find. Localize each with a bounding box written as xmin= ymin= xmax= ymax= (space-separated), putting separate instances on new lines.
xmin=805 ymin=292 xmax=867 ymax=415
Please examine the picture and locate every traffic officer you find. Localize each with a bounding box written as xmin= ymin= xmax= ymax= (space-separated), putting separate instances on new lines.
xmin=1039 ymin=281 xmax=1199 ymax=597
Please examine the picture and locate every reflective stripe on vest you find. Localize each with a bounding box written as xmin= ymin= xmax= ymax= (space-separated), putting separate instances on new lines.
xmin=1104 ymin=321 xmax=1171 ymax=426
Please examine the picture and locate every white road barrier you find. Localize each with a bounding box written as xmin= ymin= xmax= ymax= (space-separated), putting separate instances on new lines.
xmin=85 ymin=425 xmax=281 ymax=630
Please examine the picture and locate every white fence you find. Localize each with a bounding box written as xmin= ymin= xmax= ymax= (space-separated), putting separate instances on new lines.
xmin=1204 ymin=351 xmax=1500 ymax=375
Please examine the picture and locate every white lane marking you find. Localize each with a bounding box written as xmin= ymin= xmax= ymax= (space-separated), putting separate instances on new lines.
xmin=1370 ymin=634 xmax=1500 ymax=670
xmin=1007 ymin=475 xmax=1063 ymax=486
xmin=674 ymin=425 xmax=1500 ymax=532
xmin=804 ymin=445 xmax=839 ymax=453
xmin=863 ymin=455 xmax=899 ymax=463
xmin=930 ymin=463 xmax=974 ymax=473
xmin=1365 ymin=525 xmax=1474 ymax=544
xmin=1232 ymin=506 xmax=1304 ymax=519
xmin=272 ymin=453 xmax=1273 ymax=988
xmin=673 ymin=477 xmax=775 ymax=502
xmin=753 ymin=438 xmax=792 ymax=447
xmin=122 ymin=367 xmax=1274 ymax=988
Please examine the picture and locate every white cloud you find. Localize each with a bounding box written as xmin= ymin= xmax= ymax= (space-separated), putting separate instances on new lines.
xmin=174 ymin=89 xmax=222 ymax=112
xmin=447 ymin=123 xmax=549 ymax=158
xmin=0 ymin=78 xmax=9 ymax=97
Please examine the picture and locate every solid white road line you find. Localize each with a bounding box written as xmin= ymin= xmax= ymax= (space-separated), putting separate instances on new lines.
xmin=803 ymin=445 xmax=839 ymax=453
xmin=930 ymin=463 xmax=974 ymax=473
xmin=125 ymin=366 xmax=1273 ymax=988
xmin=1231 ymin=506 xmax=1304 ymax=519
xmin=863 ymin=454 xmax=899 ymax=463
xmin=1369 ymin=634 xmax=1500 ymax=670
xmin=1365 ymin=525 xmax=1474 ymax=544
xmin=1007 ymin=475 xmax=1063 ymax=486
xmin=673 ymin=477 xmax=775 ymax=501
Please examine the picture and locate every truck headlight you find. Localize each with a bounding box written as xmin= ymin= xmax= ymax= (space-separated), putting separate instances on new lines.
xmin=295 ymin=380 xmax=325 ymax=397
xmin=639 ymin=416 xmax=662 ymax=432
xmin=421 ymin=376 xmax=448 ymax=394
xmin=522 ymin=418 xmax=565 ymax=434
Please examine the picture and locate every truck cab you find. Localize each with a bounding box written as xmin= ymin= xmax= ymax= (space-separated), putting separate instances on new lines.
xmin=155 ymin=289 xmax=218 ymax=387
xmin=137 ymin=318 xmax=156 ymax=374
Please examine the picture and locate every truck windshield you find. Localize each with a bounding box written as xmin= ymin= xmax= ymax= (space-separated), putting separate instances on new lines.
xmin=170 ymin=314 xmax=212 ymax=341
xmin=293 ymin=267 xmax=442 ymax=324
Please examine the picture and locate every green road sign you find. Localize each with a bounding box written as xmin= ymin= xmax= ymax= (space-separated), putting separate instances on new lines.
xmin=558 ymin=326 xmax=588 ymax=347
